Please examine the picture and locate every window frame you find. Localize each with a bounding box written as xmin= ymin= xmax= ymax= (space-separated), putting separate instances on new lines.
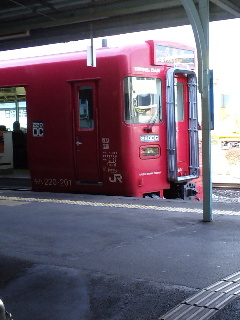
xmin=124 ymin=76 xmax=162 ymax=125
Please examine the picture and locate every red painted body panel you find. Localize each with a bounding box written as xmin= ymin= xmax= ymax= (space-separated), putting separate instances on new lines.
xmin=0 ymin=41 xmax=201 ymax=199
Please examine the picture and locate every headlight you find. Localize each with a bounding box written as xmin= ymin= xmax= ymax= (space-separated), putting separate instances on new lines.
xmin=140 ymin=146 xmax=160 ymax=158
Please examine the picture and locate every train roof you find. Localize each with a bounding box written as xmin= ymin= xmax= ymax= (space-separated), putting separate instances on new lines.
xmin=0 ymin=40 xmax=195 ymax=69
xmin=0 ymin=42 xmax=146 ymax=68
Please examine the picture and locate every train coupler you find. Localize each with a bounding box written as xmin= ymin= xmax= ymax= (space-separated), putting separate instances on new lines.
xmin=184 ymin=182 xmax=199 ymax=201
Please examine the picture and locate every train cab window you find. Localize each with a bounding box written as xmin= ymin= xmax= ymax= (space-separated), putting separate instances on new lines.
xmin=174 ymin=81 xmax=184 ymax=121
xmin=78 ymin=86 xmax=94 ymax=129
xmin=124 ymin=77 xmax=162 ymax=124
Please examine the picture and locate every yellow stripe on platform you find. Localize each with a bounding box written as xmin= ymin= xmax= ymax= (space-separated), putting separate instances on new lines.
xmin=0 ymin=195 xmax=239 ymax=216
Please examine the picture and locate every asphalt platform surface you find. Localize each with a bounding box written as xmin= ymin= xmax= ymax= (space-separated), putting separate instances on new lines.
xmin=0 ymin=189 xmax=240 ymax=319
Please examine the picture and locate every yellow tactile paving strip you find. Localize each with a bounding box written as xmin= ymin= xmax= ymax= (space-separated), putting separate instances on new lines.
xmin=0 ymin=195 xmax=239 ymax=216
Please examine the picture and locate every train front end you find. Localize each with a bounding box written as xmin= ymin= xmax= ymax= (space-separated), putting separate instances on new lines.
xmin=120 ymin=40 xmax=201 ymax=200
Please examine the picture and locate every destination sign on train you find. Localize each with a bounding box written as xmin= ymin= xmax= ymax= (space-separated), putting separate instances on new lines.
xmin=155 ymin=44 xmax=195 ymax=68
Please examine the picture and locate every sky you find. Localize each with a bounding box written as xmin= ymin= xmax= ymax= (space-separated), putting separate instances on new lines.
xmin=0 ymin=17 xmax=239 ymax=94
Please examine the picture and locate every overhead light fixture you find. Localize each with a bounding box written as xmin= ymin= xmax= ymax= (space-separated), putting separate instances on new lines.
xmin=0 ymin=30 xmax=30 ymax=41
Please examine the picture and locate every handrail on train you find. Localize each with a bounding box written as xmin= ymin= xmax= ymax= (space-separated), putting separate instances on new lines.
xmin=166 ymin=67 xmax=199 ymax=183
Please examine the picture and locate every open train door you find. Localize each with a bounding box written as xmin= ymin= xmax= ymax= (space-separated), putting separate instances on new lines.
xmin=166 ymin=68 xmax=199 ymax=183
xmin=72 ymin=81 xmax=101 ymax=184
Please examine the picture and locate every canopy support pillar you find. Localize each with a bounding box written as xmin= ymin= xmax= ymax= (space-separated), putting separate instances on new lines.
xmin=180 ymin=0 xmax=212 ymax=221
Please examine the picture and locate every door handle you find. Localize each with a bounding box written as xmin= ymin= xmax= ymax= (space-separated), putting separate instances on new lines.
xmin=76 ymin=141 xmax=82 ymax=146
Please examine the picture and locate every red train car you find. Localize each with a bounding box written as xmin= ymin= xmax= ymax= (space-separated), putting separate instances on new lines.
xmin=0 ymin=40 xmax=201 ymax=199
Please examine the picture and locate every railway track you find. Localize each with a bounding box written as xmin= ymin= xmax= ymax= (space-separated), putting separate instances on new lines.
xmin=212 ymin=182 xmax=240 ymax=189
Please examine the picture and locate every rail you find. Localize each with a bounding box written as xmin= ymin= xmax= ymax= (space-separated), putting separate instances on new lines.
xmin=212 ymin=183 xmax=240 ymax=189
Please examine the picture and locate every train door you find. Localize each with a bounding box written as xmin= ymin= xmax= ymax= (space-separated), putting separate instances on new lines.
xmin=73 ymin=81 xmax=101 ymax=183
xmin=166 ymin=68 xmax=199 ymax=182
xmin=175 ymin=76 xmax=190 ymax=177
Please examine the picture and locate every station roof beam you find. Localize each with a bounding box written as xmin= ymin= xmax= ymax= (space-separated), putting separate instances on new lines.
xmin=0 ymin=0 xmax=240 ymax=51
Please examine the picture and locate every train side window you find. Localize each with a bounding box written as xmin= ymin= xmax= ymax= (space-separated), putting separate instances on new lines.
xmin=124 ymin=77 xmax=162 ymax=124
xmin=174 ymin=81 xmax=184 ymax=121
xmin=78 ymin=86 xmax=94 ymax=129
xmin=0 ymin=86 xmax=27 ymax=131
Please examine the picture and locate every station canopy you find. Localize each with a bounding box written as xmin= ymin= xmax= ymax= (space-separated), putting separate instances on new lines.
xmin=0 ymin=0 xmax=240 ymax=51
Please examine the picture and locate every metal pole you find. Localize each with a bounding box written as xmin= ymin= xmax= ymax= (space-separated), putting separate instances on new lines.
xmin=180 ymin=0 xmax=212 ymax=221
xmin=87 ymin=23 xmax=96 ymax=67
xmin=15 ymin=99 xmax=19 ymax=122
xmin=199 ymin=0 xmax=213 ymax=221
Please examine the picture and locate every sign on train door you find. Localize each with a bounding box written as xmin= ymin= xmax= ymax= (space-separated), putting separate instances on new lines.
xmin=73 ymin=81 xmax=101 ymax=183
xmin=174 ymin=76 xmax=190 ymax=177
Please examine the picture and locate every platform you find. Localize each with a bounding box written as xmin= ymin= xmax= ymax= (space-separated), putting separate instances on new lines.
xmin=0 ymin=190 xmax=240 ymax=319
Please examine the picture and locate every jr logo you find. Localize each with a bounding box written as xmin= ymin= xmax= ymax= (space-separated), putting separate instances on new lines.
xmin=109 ymin=174 xmax=123 ymax=183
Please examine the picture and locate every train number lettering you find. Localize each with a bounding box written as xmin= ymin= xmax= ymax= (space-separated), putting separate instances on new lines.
xmin=43 ymin=178 xmax=57 ymax=186
xmin=59 ymin=179 xmax=72 ymax=187
xmin=34 ymin=178 xmax=72 ymax=187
